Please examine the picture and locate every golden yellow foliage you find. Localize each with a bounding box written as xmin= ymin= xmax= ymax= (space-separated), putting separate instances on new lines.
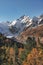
xmin=23 ymin=48 xmax=43 ymax=65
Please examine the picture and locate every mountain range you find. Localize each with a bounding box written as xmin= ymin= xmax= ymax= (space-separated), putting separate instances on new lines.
xmin=0 ymin=14 xmax=43 ymax=42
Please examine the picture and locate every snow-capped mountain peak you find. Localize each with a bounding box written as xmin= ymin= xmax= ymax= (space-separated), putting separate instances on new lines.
xmin=9 ymin=15 xmax=32 ymax=34
xmin=9 ymin=20 xmax=17 ymax=26
xmin=0 ymin=14 xmax=43 ymax=38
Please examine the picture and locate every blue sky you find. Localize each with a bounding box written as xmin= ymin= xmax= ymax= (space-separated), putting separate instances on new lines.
xmin=0 ymin=0 xmax=43 ymax=22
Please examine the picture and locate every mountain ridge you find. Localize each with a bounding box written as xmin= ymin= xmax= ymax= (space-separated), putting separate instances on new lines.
xmin=0 ymin=14 xmax=43 ymax=41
